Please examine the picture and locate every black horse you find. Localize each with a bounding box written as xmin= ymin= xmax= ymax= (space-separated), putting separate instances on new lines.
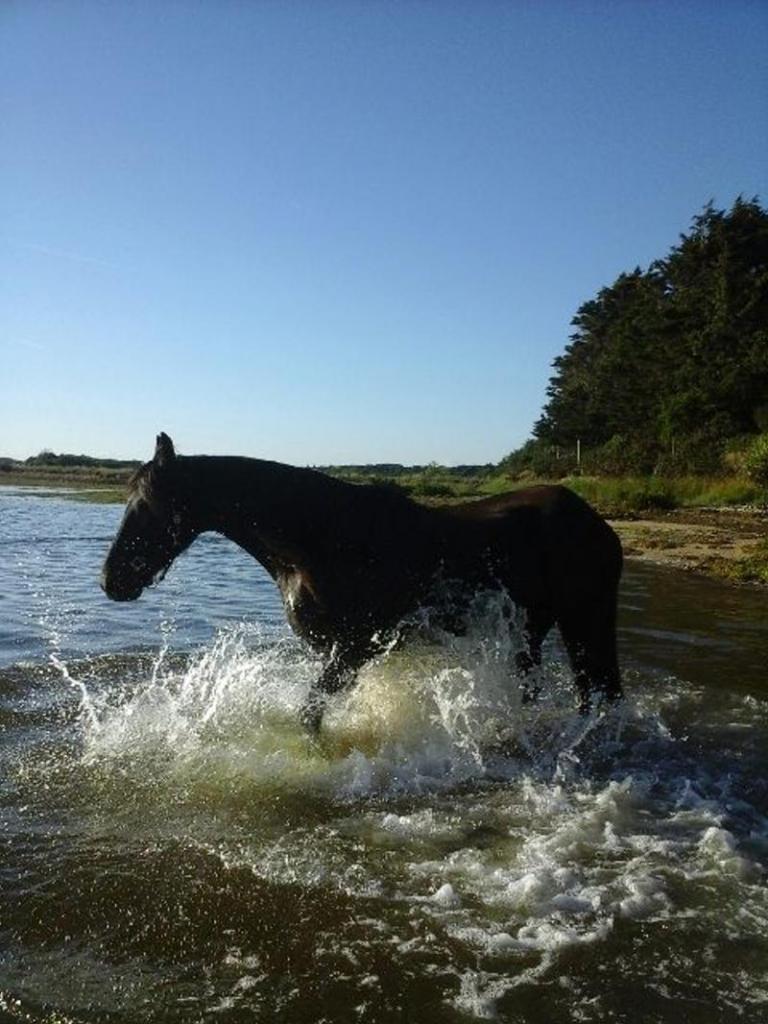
xmin=101 ymin=434 xmax=623 ymax=732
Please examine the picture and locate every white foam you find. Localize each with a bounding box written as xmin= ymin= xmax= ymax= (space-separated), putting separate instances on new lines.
xmin=698 ymin=826 xmax=760 ymax=881
xmin=430 ymin=882 xmax=461 ymax=908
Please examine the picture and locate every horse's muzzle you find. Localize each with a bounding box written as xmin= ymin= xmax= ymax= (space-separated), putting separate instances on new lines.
xmin=100 ymin=569 xmax=143 ymax=602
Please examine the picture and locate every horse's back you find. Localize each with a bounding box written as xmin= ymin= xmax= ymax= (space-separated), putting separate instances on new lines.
xmin=440 ymin=484 xmax=594 ymax=520
xmin=437 ymin=485 xmax=621 ymax=602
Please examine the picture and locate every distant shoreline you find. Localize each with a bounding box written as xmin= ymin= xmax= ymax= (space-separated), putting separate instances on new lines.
xmin=0 ymin=464 xmax=132 ymax=486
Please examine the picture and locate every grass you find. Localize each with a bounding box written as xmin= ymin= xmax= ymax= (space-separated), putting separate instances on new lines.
xmin=0 ymin=466 xmax=128 ymax=503
xmin=407 ymin=472 xmax=514 ymax=501
xmin=711 ymin=538 xmax=768 ymax=585
xmin=66 ymin=488 xmax=126 ymax=504
xmin=388 ymin=470 xmax=767 ymax=513
xmin=398 ymin=470 xmax=767 ymax=514
xmin=0 ymin=483 xmax=126 ymax=504
xmin=1 ymin=465 xmax=131 ymax=486
xmin=563 ymin=475 xmax=767 ymax=515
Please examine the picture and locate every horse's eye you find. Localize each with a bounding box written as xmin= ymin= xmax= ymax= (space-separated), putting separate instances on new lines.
xmin=172 ymin=513 xmax=182 ymax=526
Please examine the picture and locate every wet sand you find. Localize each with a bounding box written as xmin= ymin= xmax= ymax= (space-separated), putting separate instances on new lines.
xmin=610 ymin=508 xmax=767 ymax=584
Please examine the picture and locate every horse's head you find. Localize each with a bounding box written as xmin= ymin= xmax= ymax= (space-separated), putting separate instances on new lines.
xmin=101 ymin=433 xmax=197 ymax=601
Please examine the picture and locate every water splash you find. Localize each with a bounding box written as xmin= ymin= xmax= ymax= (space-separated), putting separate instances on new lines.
xmin=49 ymin=651 xmax=102 ymax=733
xmin=70 ymin=591 xmax=623 ymax=803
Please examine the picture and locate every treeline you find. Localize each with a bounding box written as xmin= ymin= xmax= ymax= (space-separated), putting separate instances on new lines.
xmin=504 ymin=197 xmax=768 ymax=478
xmin=24 ymin=451 xmax=140 ymax=470
xmin=0 ymin=451 xmax=140 ymax=485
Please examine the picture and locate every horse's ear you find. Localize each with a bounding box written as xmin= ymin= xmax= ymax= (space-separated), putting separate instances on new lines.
xmin=154 ymin=432 xmax=176 ymax=467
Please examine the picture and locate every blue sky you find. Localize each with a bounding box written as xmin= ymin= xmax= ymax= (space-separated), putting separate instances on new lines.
xmin=2 ymin=1 xmax=766 ymax=465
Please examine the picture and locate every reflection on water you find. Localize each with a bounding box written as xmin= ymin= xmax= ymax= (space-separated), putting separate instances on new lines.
xmin=0 ymin=489 xmax=766 ymax=1023
xmin=619 ymin=560 xmax=767 ymax=695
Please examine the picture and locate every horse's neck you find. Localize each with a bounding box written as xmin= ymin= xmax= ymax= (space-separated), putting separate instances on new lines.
xmin=183 ymin=456 xmax=340 ymax=576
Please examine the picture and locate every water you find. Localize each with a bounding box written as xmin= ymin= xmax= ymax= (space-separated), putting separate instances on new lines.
xmin=1 ymin=488 xmax=767 ymax=1023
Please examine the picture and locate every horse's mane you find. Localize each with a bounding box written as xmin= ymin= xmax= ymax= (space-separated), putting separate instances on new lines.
xmin=126 ymin=462 xmax=161 ymax=506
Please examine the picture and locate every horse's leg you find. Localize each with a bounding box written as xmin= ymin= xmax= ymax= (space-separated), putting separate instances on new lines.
xmin=515 ymin=608 xmax=553 ymax=704
xmin=299 ymin=653 xmax=360 ymax=736
xmin=557 ymin=598 xmax=622 ymax=713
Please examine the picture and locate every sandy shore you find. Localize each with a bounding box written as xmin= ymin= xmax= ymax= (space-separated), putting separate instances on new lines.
xmin=609 ymin=508 xmax=767 ymax=585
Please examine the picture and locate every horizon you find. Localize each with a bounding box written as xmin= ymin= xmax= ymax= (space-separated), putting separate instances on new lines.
xmin=2 ymin=2 xmax=767 ymax=464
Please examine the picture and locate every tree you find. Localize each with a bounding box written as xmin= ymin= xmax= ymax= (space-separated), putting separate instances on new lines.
xmin=520 ymin=197 xmax=768 ymax=474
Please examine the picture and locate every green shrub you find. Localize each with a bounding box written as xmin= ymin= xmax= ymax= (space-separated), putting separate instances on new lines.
xmin=716 ymin=539 xmax=768 ymax=585
xmin=410 ymin=480 xmax=456 ymax=498
xmin=564 ymin=473 xmax=767 ymax=512
xmin=500 ymin=439 xmax=576 ymax=480
xmin=681 ymin=477 xmax=766 ymax=506
xmin=581 ymin=435 xmax=658 ymax=476
xmin=564 ymin=476 xmax=676 ymax=513
xmin=479 ymin=474 xmax=519 ymax=496
xmin=743 ymin=434 xmax=768 ymax=487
